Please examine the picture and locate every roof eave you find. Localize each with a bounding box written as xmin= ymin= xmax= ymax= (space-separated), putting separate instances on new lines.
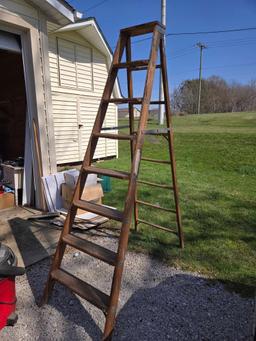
xmin=27 ymin=0 xmax=76 ymax=25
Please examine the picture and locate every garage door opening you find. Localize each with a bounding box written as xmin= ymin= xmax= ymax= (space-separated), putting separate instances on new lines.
xmin=0 ymin=31 xmax=27 ymax=208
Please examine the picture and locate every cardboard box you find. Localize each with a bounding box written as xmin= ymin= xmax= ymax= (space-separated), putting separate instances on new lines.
xmin=0 ymin=193 xmax=15 ymax=210
xmin=61 ymin=183 xmax=103 ymax=215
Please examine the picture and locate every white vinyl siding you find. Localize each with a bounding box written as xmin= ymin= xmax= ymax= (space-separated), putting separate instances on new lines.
xmin=76 ymin=44 xmax=93 ymax=90
xmin=57 ymin=38 xmax=77 ymax=88
xmin=52 ymin=94 xmax=80 ymax=164
xmin=0 ymin=0 xmax=38 ymax=24
xmin=57 ymin=38 xmax=92 ymax=90
xmin=48 ymin=25 xmax=118 ymax=164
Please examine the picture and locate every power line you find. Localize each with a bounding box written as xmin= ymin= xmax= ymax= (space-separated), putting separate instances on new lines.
xmin=127 ymin=26 xmax=256 ymax=47
xmin=172 ymin=61 xmax=256 ymax=76
xmin=169 ymin=37 xmax=256 ymax=61
xmin=205 ymin=36 xmax=256 ymax=45
xmin=167 ymin=27 xmax=256 ymax=36
xmin=84 ymin=0 xmax=111 ymax=12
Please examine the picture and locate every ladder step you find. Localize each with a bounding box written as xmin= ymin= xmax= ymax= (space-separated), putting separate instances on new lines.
xmin=141 ymin=157 xmax=171 ymax=165
xmin=105 ymin=98 xmax=143 ymax=104
xmin=121 ymin=21 xmax=164 ymax=37
xmin=143 ymin=128 xmax=170 ymax=135
xmin=137 ymin=219 xmax=177 ymax=234
xmin=93 ymin=132 xmax=135 ymax=141
xmin=83 ymin=166 xmax=130 ymax=180
xmin=62 ymin=234 xmax=117 ymax=266
xmin=113 ymin=60 xmax=149 ymax=70
xmin=101 ymin=125 xmax=129 ymax=131
xmin=149 ymin=100 xmax=165 ymax=105
xmin=137 ymin=180 xmax=173 ymax=189
xmin=73 ymin=200 xmax=124 ymax=222
xmin=104 ymin=98 xmax=165 ymax=105
xmin=51 ymin=269 xmax=110 ymax=312
xmin=132 ymin=64 xmax=161 ymax=72
xmin=136 ymin=200 xmax=176 ymax=213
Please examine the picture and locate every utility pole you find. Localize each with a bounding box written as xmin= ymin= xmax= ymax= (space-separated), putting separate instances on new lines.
xmin=196 ymin=42 xmax=206 ymax=115
xmin=158 ymin=0 xmax=166 ymax=125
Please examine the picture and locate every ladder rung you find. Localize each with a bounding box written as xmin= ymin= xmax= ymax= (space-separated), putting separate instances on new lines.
xmin=137 ymin=219 xmax=177 ymax=234
xmin=62 ymin=234 xmax=117 ymax=266
xmin=105 ymin=98 xmax=143 ymax=104
xmin=121 ymin=21 xmax=164 ymax=37
xmin=101 ymin=125 xmax=129 ymax=131
xmin=141 ymin=157 xmax=171 ymax=165
xmin=51 ymin=269 xmax=110 ymax=312
xmin=150 ymin=101 xmax=165 ymax=105
xmin=73 ymin=200 xmax=124 ymax=222
xmin=105 ymin=99 xmax=165 ymax=105
xmin=132 ymin=64 xmax=161 ymax=72
xmin=113 ymin=60 xmax=149 ymax=70
xmin=137 ymin=180 xmax=173 ymax=189
xmin=143 ymin=128 xmax=170 ymax=135
xmin=93 ymin=132 xmax=135 ymax=140
xmin=83 ymin=166 xmax=130 ymax=180
xmin=136 ymin=200 xmax=176 ymax=213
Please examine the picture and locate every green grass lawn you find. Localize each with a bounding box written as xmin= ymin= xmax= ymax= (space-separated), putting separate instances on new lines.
xmin=97 ymin=112 xmax=256 ymax=294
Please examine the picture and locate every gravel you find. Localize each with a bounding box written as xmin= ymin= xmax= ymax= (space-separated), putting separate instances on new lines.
xmin=1 ymin=232 xmax=254 ymax=340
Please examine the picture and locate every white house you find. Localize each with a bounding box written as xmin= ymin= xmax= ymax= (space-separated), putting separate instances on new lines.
xmin=0 ymin=0 xmax=120 ymax=208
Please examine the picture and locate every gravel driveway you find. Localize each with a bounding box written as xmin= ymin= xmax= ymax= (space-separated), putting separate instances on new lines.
xmin=1 ymin=231 xmax=255 ymax=340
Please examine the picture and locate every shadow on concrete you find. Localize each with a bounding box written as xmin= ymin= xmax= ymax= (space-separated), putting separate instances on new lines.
xmin=113 ymin=273 xmax=254 ymax=341
xmin=25 ymin=257 xmax=103 ymax=340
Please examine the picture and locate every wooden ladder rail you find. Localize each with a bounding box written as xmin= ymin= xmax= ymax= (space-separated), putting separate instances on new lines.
xmin=159 ymin=37 xmax=184 ymax=248
xmin=103 ymin=25 xmax=162 ymax=339
xmin=134 ymin=36 xmax=184 ymax=248
xmin=125 ymin=36 xmax=138 ymax=232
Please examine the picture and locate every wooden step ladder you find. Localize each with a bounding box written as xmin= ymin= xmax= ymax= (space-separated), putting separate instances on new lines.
xmin=41 ymin=21 xmax=184 ymax=340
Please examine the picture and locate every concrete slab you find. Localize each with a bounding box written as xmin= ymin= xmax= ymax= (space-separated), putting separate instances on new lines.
xmin=0 ymin=207 xmax=61 ymax=267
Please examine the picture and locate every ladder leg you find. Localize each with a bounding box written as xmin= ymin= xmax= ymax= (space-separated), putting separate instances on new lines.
xmin=41 ymin=206 xmax=78 ymax=305
xmin=125 ymin=36 xmax=138 ymax=231
xmin=103 ymin=28 xmax=162 ymax=339
xmin=103 ymin=176 xmax=137 ymax=340
xmin=41 ymin=241 xmax=66 ymax=305
xmin=159 ymin=38 xmax=184 ymax=248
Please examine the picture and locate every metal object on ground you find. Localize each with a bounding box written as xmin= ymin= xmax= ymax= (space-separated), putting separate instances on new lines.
xmin=0 ymin=243 xmax=25 ymax=330
xmin=41 ymin=21 xmax=184 ymax=340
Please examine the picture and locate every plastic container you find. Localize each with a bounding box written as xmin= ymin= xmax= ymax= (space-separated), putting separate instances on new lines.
xmin=100 ymin=175 xmax=112 ymax=192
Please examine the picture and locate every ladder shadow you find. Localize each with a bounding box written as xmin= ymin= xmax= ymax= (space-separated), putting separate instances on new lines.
xmin=25 ymin=257 xmax=102 ymax=340
xmin=113 ymin=273 xmax=254 ymax=340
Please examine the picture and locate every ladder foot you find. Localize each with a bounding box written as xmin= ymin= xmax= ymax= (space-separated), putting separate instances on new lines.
xmin=39 ymin=276 xmax=56 ymax=307
xmin=103 ymin=322 xmax=114 ymax=341
xmin=102 ymin=332 xmax=113 ymax=341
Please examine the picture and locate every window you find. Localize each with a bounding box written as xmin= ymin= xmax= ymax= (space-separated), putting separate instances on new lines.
xmin=57 ymin=38 xmax=93 ymax=90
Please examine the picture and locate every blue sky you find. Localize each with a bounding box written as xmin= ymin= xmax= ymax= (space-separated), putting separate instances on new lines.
xmin=68 ymin=0 xmax=256 ymax=98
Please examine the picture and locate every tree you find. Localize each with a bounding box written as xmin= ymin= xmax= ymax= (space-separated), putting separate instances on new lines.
xmin=172 ymin=76 xmax=256 ymax=114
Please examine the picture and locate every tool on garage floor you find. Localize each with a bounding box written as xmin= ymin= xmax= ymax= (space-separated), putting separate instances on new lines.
xmin=0 ymin=243 xmax=25 ymax=330
xmin=41 ymin=21 xmax=184 ymax=340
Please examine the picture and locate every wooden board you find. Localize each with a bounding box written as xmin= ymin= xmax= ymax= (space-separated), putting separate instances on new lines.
xmin=0 ymin=207 xmax=61 ymax=267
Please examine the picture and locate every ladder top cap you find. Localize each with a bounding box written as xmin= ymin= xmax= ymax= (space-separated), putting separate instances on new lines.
xmin=121 ymin=21 xmax=165 ymax=36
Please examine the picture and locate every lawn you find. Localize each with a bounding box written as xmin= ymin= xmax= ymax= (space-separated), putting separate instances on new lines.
xmin=97 ymin=112 xmax=256 ymax=294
